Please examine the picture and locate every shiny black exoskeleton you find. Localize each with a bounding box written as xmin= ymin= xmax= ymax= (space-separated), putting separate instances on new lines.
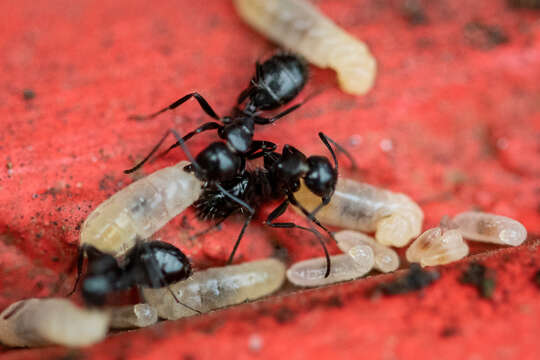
xmin=79 ymin=241 xmax=191 ymax=306
xmin=125 ymin=53 xmax=309 ymax=179
xmin=238 ymin=53 xmax=308 ymax=112
xmin=193 ymin=132 xmax=343 ymax=277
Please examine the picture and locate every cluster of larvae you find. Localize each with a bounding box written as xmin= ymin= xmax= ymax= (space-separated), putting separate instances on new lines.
xmin=406 ymin=212 xmax=528 ymax=267
xmin=234 ymin=0 xmax=377 ymax=95
xmin=288 ymin=179 xmax=527 ymax=287
xmin=0 ymin=160 xmax=528 ymax=347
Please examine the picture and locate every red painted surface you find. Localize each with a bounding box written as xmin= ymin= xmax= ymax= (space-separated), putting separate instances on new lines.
xmin=1 ymin=0 xmax=539 ymax=359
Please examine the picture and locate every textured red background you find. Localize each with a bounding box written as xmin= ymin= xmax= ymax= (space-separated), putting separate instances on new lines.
xmin=1 ymin=0 xmax=539 ymax=359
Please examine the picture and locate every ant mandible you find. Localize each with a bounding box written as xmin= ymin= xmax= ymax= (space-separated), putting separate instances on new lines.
xmin=125 ymin=53 xmax=310 ymax=174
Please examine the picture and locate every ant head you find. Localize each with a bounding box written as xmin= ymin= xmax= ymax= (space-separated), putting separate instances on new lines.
xmin=82 ymin=253 xmax=121 ymax=306
xmin=194 ymin=142 xmax=243 ymax=182
xmin=304 ymin=156 xmax=337 ymax=201
xmin=138 ymin=241 xmax=192 ymax=287
xmin=220 ymin=117 xmax=254 ymax=153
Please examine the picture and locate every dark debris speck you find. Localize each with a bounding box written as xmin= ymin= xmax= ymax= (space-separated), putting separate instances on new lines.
xmin=377 ymin=263 xmax=440 ymax=295
xmin=22 ymin=89 xmax=36 ymax=101
xmin=459 ymin=262 xmax=496 ymax=299
xmin=464 ymin=22 xmax=509 ymax=50
xmin=532 ymin=269 xmax=540 ymax=288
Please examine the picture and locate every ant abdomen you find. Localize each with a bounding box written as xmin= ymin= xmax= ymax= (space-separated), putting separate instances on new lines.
xmin=81 ymin=161 xmax=202 ymax=257
xmin=247 ymin=53 xmax=308 ymax=111
xmin=294 ymin=177 xmax=423 ymax=247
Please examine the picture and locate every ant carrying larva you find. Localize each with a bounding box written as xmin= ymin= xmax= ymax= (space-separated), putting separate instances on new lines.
xmin=70 ymin=160 xmax=202 ymax=294
xmin=234 ymin=0 xmax=377 ymax=95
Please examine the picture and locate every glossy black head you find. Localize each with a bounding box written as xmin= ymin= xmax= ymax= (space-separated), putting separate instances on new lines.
xmin=81 ymin=250 xmax=123 ymax=306
xmin=130 ymin=241 xmax=192 ymax=288
xmin=193 ymin=141 xmax=243 ymax=182
xmin=244 ymin=53 xmax=308 ymax=111
xmin=304 ymin=156 xmax=337 ymax=202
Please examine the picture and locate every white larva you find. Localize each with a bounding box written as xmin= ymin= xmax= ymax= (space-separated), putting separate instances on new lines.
xmin=0 ymin=298 xmax=110 ymax=348
xmin=287 ymin=245 xmax=374 ymax=287
xmin=453 ymin=211 xmax=527 ymax=246
xmin=142 ymin=259 xmax=286 ymax=320
xmin=406 ymin=218 xmax=469 ymax=267
xmin=294 ymin=178 xmax=424 ymax=247
xmin=108 ymin=303 xmax=158 ymax=329
xmin=335 ymin=230 xmax=399 ymax=273
xmin=81 ymin=161 xmax=202 ymax=257
xmin=234 ymin=0 xmax=377 ymax=95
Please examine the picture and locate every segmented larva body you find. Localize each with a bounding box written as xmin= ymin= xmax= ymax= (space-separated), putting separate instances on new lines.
xmin=0 ymin=298 xmax=109 ymax=348
xmin=287 ymin=245 xmax=374 ymax=287
xmin=335 ymin=230 xmax=399 ymax=273
xmin=453 ymin=211 xmax=527 ymax=246
xmin=143 ymin=259 xmax=286 ymax=320
xmin=295 ymin=178 xmax=424 ymax=247
xmin=109 ymin=304 xmax=158 ymax=329
xmin=406 ymin=218 xmax=469 ymax=267
xmin=81 ymin=161 xmax=202 ymax=257
xmin=234 ymin=0 xmax=377 ymax=95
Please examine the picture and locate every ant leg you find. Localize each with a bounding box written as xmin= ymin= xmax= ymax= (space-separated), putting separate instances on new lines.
xmin=67 ymin=244 xmax=88 ymax=296
xmin=265 ymin=200 xmax=331 ymax=277
xmin=252 ymin=103 xmax=303 ymax=125
xmin=252 ymin=88 xmax=325 ymax=125
xmin=319 ymin=132 xmax=357 ymax=171
xmin=159 ymin=122 xmax=223 ymax=157
xmin=128 ymin=92 xmax=221 ymax=121
xmin=237 ymin=61 xmax=263 ymax=106
xmin=288 ymin=193 xmax=335 ymax=237
xmin=189 ymin=213 xmax=231 ymax=240
xmin=67 ymin=244 xmax=106 ymax=296
xmin=226 ymin=212 xmax=254 ymax=265
xmin=124 ymin=122 xmax=223 ymax=174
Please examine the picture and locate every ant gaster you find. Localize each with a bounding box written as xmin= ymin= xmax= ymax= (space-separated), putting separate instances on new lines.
xmin=80 ymin=240 xmax=197 ymax=312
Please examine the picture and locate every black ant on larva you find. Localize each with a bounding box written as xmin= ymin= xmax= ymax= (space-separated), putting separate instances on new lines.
xmin=80 ymin=240 xmax=199 ymax=313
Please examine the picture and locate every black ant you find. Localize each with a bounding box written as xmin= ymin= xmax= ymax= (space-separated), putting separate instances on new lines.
xmin=125 ymin=53 xmax=310 ymax=174
xmin=80 ymin=240 xmax=198 ymax=312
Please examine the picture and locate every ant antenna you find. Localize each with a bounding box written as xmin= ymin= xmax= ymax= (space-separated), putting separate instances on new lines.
xmin=166 ymin=286 xmax=201 ymax=314
xmin=124 ymin=131 xmax=172 ymax=174
xmin=319 ymin=132 xmax=357 ymax=171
